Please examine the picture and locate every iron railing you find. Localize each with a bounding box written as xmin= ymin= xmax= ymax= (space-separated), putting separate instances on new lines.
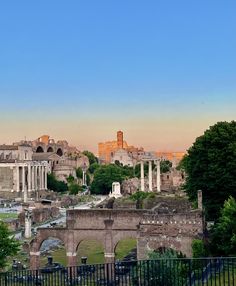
xmin=1 ymin=257 xmax=236 ymax=286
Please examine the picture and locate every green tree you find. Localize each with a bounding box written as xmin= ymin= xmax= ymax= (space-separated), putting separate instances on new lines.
xmin=136 ymin=249 xmax=187 ymax=286
xmin=47 ymin=173 xmax=68 ymax=193
xmin=66 ymin=175 xmax=75 ymax=184
xmin=192 ymin=239 xmax=206 ymax=258
xmin=76 ymin=167 xmax=83 ymax=179
xmin=69 ymin=183 xmax=83 ymax=195
xmin=82 ymin=150 xmax=98 ymax=165
xmin=88 ymin=163 xmax=99 ymax=174
xmin=0 ymin=222 xmax=20 ymax=269
xmin=160 ymin=160 xmax=172 ymax=173
xmin=210 ymin=196 xmax=236 ymax=256
xmin=90 ymin=164 xmax=126 ymax=195
xmin=182 ymin=121 xmax=236 ymax=220
xmin=86 ymin=173 xmax=91 ymax=186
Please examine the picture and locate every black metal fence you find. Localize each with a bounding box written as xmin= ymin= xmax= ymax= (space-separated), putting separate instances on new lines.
xmin=1 ymin=257 xmax=236 ymax=286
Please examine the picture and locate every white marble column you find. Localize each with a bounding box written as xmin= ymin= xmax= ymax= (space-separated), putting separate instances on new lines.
xmin=22 ymin=166 xmax=28 ymax=202
xmin=22 ymin=166 xmax=25 ymax=192
xmin=148 ymin=161 xmax=153 ymax=191
xmin=24 ymin=210 xmax=32 ymax=238
xmin=41 ymin=166 xmax=44 ymax=190
xmin=16 ymin=166 xmax=20 ymax=192
xmin=32 ymin=165 xmax=35 ymax=191
xmin=44 ymin=166 xmax=47 ymax=190
xmin=140 ymin=161 xmax=145 ymax=191
xmin=39 ymin=166 xmax=42 ymax=190
xmin=28 ymin=165 xmax=31 ymax=192
xmin=156 ymin=160 xmax=161 ymax=193
xmin=35 ymin=166 xmax=38 ymax=191
xmin=82 ymin=171 xmax=87 ymax=186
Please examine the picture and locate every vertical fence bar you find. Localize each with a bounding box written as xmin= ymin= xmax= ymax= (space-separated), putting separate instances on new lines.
xmin=232 ymin=257 xmax=235 ymax=286
xmin=3 ymin=257 xmax=236 ymax=286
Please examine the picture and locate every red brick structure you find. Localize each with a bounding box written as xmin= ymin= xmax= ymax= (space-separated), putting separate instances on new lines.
xmin=30 ymin=208 xmax=203 ymax=270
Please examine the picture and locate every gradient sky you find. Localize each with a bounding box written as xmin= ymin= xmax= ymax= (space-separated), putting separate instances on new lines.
xmin=0 ymin=1 xmax=235 ymax=153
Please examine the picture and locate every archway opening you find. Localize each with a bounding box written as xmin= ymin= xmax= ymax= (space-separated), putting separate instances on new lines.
xmin=77 ymin=240 xmax=104 ymax=265
xmin=39 ymin=237 xmax=67 ymax=268
xmin=36 ymin=146 xmax=44 ymax=153
xmin=115 ymin=238 xmax=137 ymax=262
xmin=56 ymin=148 xmax=63 ymax=157
xmin=47 ymin=146 xmax=54 ymax=152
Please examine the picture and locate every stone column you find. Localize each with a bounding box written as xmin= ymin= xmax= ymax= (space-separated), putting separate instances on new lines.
xmin=104 ymin=220 xmax=115 ymax=264
xmin=104 ymin=252 xmax=115 ymax=264
xmin=140 ymin=161 xmax=145 ymax=191
xmin=198 ymin=190 xmax=203 ymax=210
xmin=32 ymin=165 xmax=35 ymax=191
xmin=22 ymin=166 xmax=28 ymax=202
xmin=156 ymin=160 xmax=161 ymax=193
xmin=28 ymin=165 xmax=31 ymax=192
xmin=82 ymin=170 xmax=87 ymax=186
xmin=104 ymin=219 xmax=115 ymax=281
xmin=16 ymin=166 xmax=20 ymax=192
xmin=35 ymin=165 xmax=38 ymax=191
xmin=45 ymin=165 xmax=48 ymax=190
xmin=38 ymin=166 xmax=41 ymax=190
xmin=41 ymin=166 xmax=45 ymax=190
xmin=22 ymin=166 xmax=25 ymax=192
xmin=29 ymin=252 xmax=40 ymax=270
xmin=24 ymin=209 xmax=32 ymax=238
xmin=148 ymin=161 xmax=153 ymax=191
xmin=67 ymin=252 xmax=77 ymax=267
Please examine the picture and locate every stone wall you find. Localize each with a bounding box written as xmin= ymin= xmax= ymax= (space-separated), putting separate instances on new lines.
xmin=142 ymin=196 xmax=192 ymax=212
xmin=113 ymin=198 xmax=137 ymax=209
xmin=30 ymin=207 xmax=204 ymax=269
xmin=138 ymin=210 xmax=203 ymax=258
xmin=19 ymin=207 xmax=59 ymax=226
xmin=0 ymin=167 xmax=13 ymax=197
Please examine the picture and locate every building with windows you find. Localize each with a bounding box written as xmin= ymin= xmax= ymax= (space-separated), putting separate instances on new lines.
xmin=98 ymin=131 xmax=144 ymax=164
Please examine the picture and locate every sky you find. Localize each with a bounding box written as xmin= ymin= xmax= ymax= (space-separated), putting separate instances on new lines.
xmin=0 ymin=1 xmax=235 ymax=153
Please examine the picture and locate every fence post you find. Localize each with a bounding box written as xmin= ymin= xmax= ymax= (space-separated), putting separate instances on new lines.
xmin=4 ymin=273 xmax=7 ymax=286
xmin=146 ymin=260 xmax=150 ymax=285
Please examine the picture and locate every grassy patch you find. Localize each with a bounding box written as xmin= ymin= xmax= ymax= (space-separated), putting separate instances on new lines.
xmin=115 ymin=239 xmax=136 ymax=260
xmin=0 ymin=212 xmax=18 ymax=220
xmin=40 ymin=247 xmax=67 ymax=267
xmin=38 ymin=239 xmax=137 ymax=268
xmin=77 ymin=240 xmax=105 ymax=265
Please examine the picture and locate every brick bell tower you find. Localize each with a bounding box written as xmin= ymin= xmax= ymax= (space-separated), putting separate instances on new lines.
xmin=117 ymin=130 xmax=124 ymax=149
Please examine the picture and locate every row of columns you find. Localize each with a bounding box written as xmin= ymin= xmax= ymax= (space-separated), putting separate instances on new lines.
xmin=15 ymin=163 xmax=48 ymax=202
xmin=140 ymin=159 xmax=161 ymax=192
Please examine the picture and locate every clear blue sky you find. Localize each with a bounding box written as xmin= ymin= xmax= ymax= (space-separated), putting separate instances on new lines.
xmin=0 ymin=1 xmax=235 ymax=152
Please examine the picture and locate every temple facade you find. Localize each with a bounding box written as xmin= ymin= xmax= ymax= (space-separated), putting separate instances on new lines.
xmin=0 ymin=144 xmax=48 ymax=200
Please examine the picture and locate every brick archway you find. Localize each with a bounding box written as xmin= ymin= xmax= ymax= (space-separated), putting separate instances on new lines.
xmin=29 ymin=209 xmax=203 ymax=270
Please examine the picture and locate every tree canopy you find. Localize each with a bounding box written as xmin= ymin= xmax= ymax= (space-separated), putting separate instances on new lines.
xmin=160 ymin=160 xmax=172 ymax=173
xmin=47 ymin=173 xmax=68 ymax=193
xmin=0 ymin=222 xmax=20 ymax=269
xmin=82 ymin=150 xmax=98 ymax=165
xmin=182 ymin=121 xmax=236 ymax=220
xmin=209 ymin=196 xmax=236 ymax=256
xmin=90 ymin=164 xmax=132 ymax=195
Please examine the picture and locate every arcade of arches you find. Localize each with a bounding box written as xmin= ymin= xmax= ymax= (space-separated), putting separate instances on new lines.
xmin=36 ymin=145 xmax=63 ymax=157
xmin=30 ymin=209 xmax=203 ymax=269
